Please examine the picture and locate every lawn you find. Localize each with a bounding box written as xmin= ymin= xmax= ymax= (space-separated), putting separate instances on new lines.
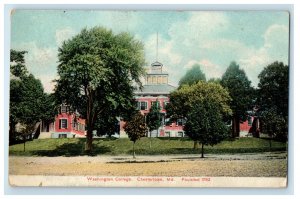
xmin=9 ymin=137 xmax=287 ymax=156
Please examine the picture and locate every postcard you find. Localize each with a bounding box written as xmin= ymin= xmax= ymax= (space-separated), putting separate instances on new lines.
xmin=9 ymin=10 xmax=289 ymax=187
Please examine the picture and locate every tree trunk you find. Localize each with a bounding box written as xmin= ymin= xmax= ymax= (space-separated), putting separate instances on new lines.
xmin=193 ymin=141 xmax=199 ymax=149
xmin=85 ymin=129 xmax=93 ymax=153
xmin=23 ymin=136 xmax=26 ymax=152
xmin=9 ymin=120 xmax=17 ymax=145
xmin=232 ymin=116 xmax=240 ymax=138
xmin=269 ymin=135 xmax=272 ymax=151
xmin=201 ymin=143 xmax=204 ymax=158
xmin=235 ymin=116 xmax=240 ymax=137
xmin=232 ymin=117 xmax=236 ymax=138
xmin=133 ymin=142 xmax=136 ymax=159
xmin=149 ymin=130 xmax=152 ymax=148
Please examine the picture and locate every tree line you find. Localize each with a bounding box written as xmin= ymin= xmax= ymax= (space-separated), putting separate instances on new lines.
xmin=9 ymin=26 xmax=289 ymax=157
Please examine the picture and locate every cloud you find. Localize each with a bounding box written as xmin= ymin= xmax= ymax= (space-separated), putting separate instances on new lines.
xmin=12 ymin=41 xmax=58 ymax=93
xmin=168 ymin=12 xmax=229 ymax=50
xmin=238 ymin=24 xmax=289 ymax=87
xmin=263 ymin=24 xmax=289 ymax=62
xmin=55 ymin=27 xmax=76 ymax=46
xmin=38 ymin=74 xmax=58 ymax=93
xmin=184 ymin=59 xmax=224 ymax=79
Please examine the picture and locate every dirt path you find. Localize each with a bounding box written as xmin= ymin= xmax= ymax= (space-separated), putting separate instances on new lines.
xmin=9 ymin=152 xmax=287 ymax=177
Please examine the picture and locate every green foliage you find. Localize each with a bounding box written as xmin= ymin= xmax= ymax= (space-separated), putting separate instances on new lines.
xmin=146 ymin=99 xmax=162 ymax=132
xmin=179 ymin=64 xmax=206 ymax=87
xmin=124 ymin=112 xmax=147 ymax=143
xmin=258 ymin=61 xmax=289 ymax=118
xmin=10 ymin=50 xmax=56 ymax=144
xmin=184 ymin=101 xmax=229 ymax=145
xmin=208 ymin=78 xmax=221 ymax=84
xmin=184 ymin=100 xmax=229 ymax=157
xmin=167 ymin=81 xmax=231 ymax=156
xmin=10 ymin=49 xmax=28 ymax=77
xmin=54 ymin=27 xmax=145 ymax=151
xmin=94 ymin=114 xmax=120 ymax=137
xmin=221 ymin=61 xmax=254 ymax=137
xmin=260 ymin=107 xmax=287 ymax=142
xmin=167 ymin=81 xmax=232 ymax=119
xmin=257 ymin=61 xmax=289 ymax=142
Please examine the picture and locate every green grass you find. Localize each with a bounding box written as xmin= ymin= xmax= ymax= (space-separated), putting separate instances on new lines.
xmin=9 ymin=137 xmax=287 ymax=157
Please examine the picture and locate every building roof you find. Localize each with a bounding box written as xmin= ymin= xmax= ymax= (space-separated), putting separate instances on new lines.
xmin=147 ymin=72 xmax=169 ymax=75
xmin=135 ymin=84 xmax=177 ymax=95
xmin=151 ymin=61 xmax=163 ymax=67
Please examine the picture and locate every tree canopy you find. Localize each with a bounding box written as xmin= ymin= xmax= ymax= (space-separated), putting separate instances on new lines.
xmin=167 ymin=81 xmax=232 ymax=120
xmin=167 ymin=81 xmax=231 ymax=156
xmin=146 ymin=100 xmax=162 ymax=136
xmin=10 ymin=50 xmax=56 ymax=145
xmin=220 ymin=61 xmax=254 ymax=137
xmin=124 ymin=112 xmax=147 ymax=158
xmin=258 ymin=61 xmax=289 ymax=117
xmin=179 ymin=64 xmax=206 ymax=87
xmin=10 ymin=49 xmax=28 ymax=77
xmin=54 ymin=26 xmax=145 ymax=152
xmin=257 ymin=61 xmax=289 ymax=141
xmin=184 ymin=100 xmax=229 ymax=158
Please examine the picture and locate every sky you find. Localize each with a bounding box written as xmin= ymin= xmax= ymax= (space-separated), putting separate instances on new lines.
xmin=11 ymin=10 xmax=290 ymax=93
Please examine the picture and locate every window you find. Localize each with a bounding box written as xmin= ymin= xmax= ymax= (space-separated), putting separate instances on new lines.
xmin=78 ymin=123 xmax=85 ymax=131
xmin=163 ymin=101 xmax=169 ymax=109
xmin=137 ymin=101 xmax=148 ymax=110
xmin=248 ymin=116 xmax=252 ymax=126
xmin=61 ymin=105 xmax=69 ymax=113
xmin=147 ymin=76 xmax=151 ymax=84
xmin=140 ymin=101 xmax=148 ymax=110
xmin=59 ymin=119 xmax=68 ymax=129
xmin=152 ymin=76 xmax=157 ymax=84
xmin=157 ymin=76 xmax=162 ymax=84
xmin=176 ymin=119 xmax=185 ymax=126
xmin=151 ymin=101 xmax=160 ymax=108
xmin=59 ymin=134 xmax=67 ymax=138
xmin=178 ymin=132 xmax=183 ymax=137
xmin=165 ymin=132 xmax=170 ymax=137
xmin=162 ymin=76 xmax=168 ymax=84
xmin=165 ymin=119 xmax=173 ymax=126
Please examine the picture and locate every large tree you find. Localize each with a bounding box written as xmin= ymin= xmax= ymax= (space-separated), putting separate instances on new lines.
xmin=221 ymin=61 xmax=254 ymax=137
xmin=184 ymin=100 xmax=229 ymax=158
xmin=55 ymin=27 xmax=145 ymax=152
xmin=10 ymin=50 xmax=56 ymax=147
xmin=179 ymin=64 xmax=206 ymax=87
xmin=124 ymin=112 xmax=147 ymax=158
xmin=257 ymin=61 xmax=289 ymax=141
xmin=166 ymin=81 xmax=232 ymax=149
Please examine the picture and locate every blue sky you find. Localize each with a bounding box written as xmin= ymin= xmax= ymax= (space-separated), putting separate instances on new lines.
xmin=11 ymin=10 xmax=289 ymax=93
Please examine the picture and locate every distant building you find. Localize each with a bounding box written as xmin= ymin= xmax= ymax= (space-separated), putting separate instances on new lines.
xmin=120 ymin=61 xmax=185 ymax=138
xmin=240 ymin=107 xmax=261 ymax=138
xmin=39 ymin=104 xmax=86 ymax=139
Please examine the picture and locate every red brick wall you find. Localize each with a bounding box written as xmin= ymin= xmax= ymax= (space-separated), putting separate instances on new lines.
xmin=55 ymin=113 xmax=85 ymax=136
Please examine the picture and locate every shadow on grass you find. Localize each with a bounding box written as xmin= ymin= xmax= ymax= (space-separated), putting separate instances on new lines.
xmin=128 ymin=146 xmax=287 ymax=156
xmin=32 ymin=139 xmax=111 ymax=157
xmin=156 ymin=137 xmax=191 ymax=141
